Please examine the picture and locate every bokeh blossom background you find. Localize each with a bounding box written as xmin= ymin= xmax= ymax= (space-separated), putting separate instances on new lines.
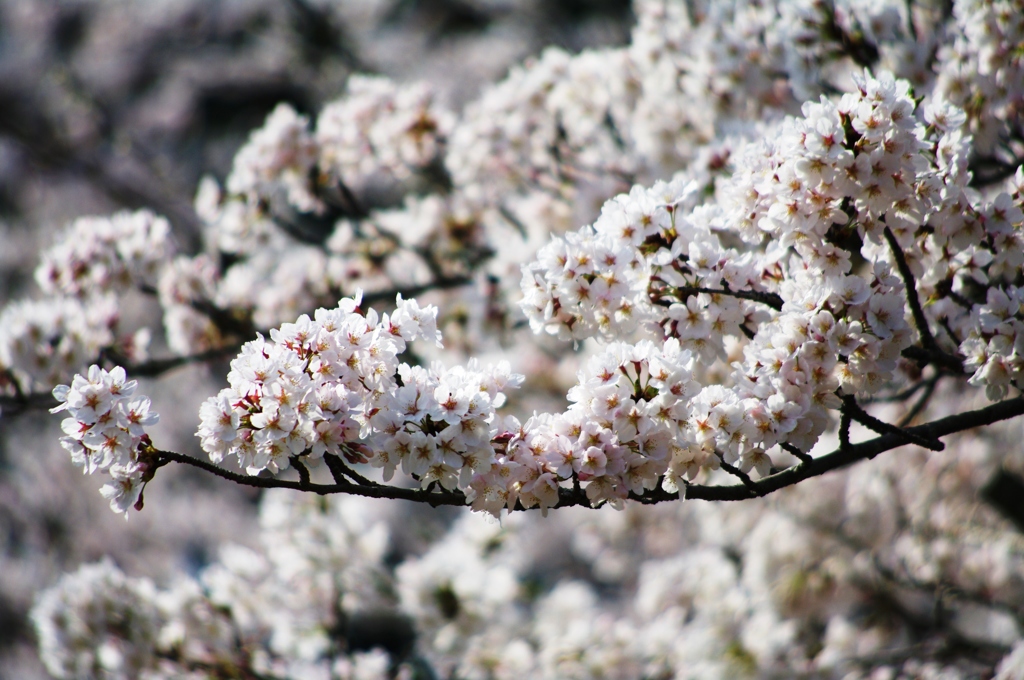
xmin=3 ymin=1 xmax=1024 ymax=679
xmin=0 ymin=2 xmax=630 ymax=676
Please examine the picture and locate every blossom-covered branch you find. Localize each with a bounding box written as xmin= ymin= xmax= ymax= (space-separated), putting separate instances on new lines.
xmin=18 ymin=1 xmax=1024 ymax=678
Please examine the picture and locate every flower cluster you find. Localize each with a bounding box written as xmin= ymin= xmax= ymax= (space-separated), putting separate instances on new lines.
xmin=225 ymin=75 xmax=453 ymax=220
xmin=35 ymin=210 xmax=173 ymax=298
xmin=396 ymin=513 xmax=520 ymax=666
xmin=317 ymin=75 xmax=453 ymax=187
xmin=225 ymin=75 xmax=452 ymax=214
xmin=155 ymin=254 xmax=224 ymax=356
xmin=935 ymin=0 xmax=1024 ymax=153
xmin=0 ymin=296 xmax=118 ymax=397
xmin=446 ymin=46 xmax=636 ymax=209
xmin=521 ymin=69 xmax=1014 ymax=459
xmin=190 ymin=74 xmax=480 ymax=331
xmin=15 ymin=1 xmax=1024 ymax=678
xmin=0 ymin=210 xmax=171 ymax=406
xmin=962 ymin=286 xmax=1024 ymax=400
xmin=111 ymin=0 xmax=1012 ymax=361
xmin=519 ymin=179 xmax=691 ymax=342
xmin=195 ymin=292 xmax=527 ymax=493
xmin=496 ymin=338 xmax=701 ymax=509
xmin=51 ymin=365 xmax=159 ymax=516
xmin=226 ymin=103 xmax=322 ymax=214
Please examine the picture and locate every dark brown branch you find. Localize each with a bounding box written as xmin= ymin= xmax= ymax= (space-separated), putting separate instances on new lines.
xmin=154 ymin=450 xmax=469 ymax=508
xmin=0 ymin=390 xmax=57 ymax=416
xmin=780 ymin=442 xmax=812 ymax=464
xmin=137 ymin=284 xmax=256 ymax=339
xmin=718 ymin=458 xmax=758 ymax=490
xmin=155 ymin=648 xmax=287 ymax=680
xmin=323 ymin=453 xmax=349 ymax=485
xmin=323 ymin=453 xmax=378 ymax=487
xmin=935 ymin=279 xmax=975 ymax=311
xmin=0 ymin=345 xmax=244 ymax=417
xmin=969 ymin=152 xmax=1024 ymax=188
xmin=631 ymin=397 xmax=1024 ymax=503
xmin=498 ymin=205 xmax=529 ymax=239
xmin=290 ymin=457 xmax=311 ymax=489
xmin=0 ymin=272 xmax=474 ymax=419
xmin=840 ymin=408 xmax=852 ymax=449
xmin=820 ymin=1 xmax=880 ymax=68
xmin=148 ymin=398 xmax=1024 ymax=512
xmin=897 ymin=376 xmax=940 ymax=428
xmin=901 ymin=346 xmax=966 ymax=374
xmin=841 ymin=393 xmax=943 ymax=451
xmin=360 ymin=276 xmax=472 ymax=307
xmin=884 ymin=226 xmax=965 ymax=375
xmin=0 ymin=83 xmax=203 ymax=249
xmin=670 ymin=285 xmax=784 ymax=311
xmin=865 ymin=373 xmax=943 ymax=405
xmin=982 ymin=470 xmax=1024 ymax=534
xmin=884 ymin=226 xmax=935 ymax=349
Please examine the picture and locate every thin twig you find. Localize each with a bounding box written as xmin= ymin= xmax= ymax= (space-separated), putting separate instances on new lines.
xmin=718 ymin=457 xmax=758 ymax=490
xmin=881 ymin=226 xmax=968 ymax=373
xmin=842 ymin=393 xmax=943 ymax=451
xmin=124 ymin=346 xmax=242 ymax=377
xmin=884 ymin=226 xmax=946 ymax=363
xmin=669 ymin=285 xmax=784 ymax=311
xmin=323 ymin=453 xmax=378 ymax=487
xmin=935 ymin=279 xmax=974 ymax=311
xmin=360 ymin=276 xmax=472 ymax=307
xmin=780 ymin=442 xmax=812 ymax=464
xmin=897 ymin=376 xmax=939 ymax=428
xmin=154 ymin=449 xmax=469 ymax=508
xmin=864 ymin=375 xmax=936 ymax=404
xmin=323 ymin=454 xmax=348 ymax=485
xmin=901 ymin=346 xmax=965 ymax=374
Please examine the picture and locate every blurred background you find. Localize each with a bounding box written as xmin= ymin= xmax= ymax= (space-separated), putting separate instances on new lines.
xmin=0 ymin=1 xmax=629 ymax=676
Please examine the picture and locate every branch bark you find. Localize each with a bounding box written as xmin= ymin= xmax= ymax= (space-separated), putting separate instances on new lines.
xmin=149 ymin=398 xmax=1024 ymax=511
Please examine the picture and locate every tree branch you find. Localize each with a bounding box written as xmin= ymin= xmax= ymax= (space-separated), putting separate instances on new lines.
xmin=897 ymin=375 xmax=940 ymax=427
xmin=865 ymin=373 xmax=943 ymax=405
xmin=121 ymin=346 xmax=242 ymax=377
xmin=323 ymin=453 xmax=378 ymax=487
xmin=147 ymin=398 xmax=1024 ymax=511
xmin=290 ymin=457 xmax=312 ymax=489
xmin=841 ymin=393 xmax=943 ymax=451
xmin=663 ymin=285 xmax=784 ymax=311
xmin=0 ymin=390 xmax=57 ymax=416
xmin=901 ymin=346 xmax=966 ymax=374
xmin=718 ymin=457 xmax=758 ymax=490
xmin=154 ymin=450 xmax=469 ymax=508
xmin=884 ymin=226 xmax=965 ymax=374
xmin=780 ymin=442 xmax=812 ymax=464
xmin=884 ymin=226 xmax=935 ymax=347
xmin=839 ymin=408 xmax=852 ymax=449
xmin=359 ymin=275 xmax=472 ymax=307
xmin=657 ymin=397 xmax=1024 ymax=502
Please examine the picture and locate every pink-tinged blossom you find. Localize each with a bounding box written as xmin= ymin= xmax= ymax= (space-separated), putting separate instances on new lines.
xmin=50 ymin=365 xmax=158 ymax=516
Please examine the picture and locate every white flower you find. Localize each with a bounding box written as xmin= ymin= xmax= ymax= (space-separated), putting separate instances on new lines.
xmin=100 ymin=468 xmax=145 ymax=518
